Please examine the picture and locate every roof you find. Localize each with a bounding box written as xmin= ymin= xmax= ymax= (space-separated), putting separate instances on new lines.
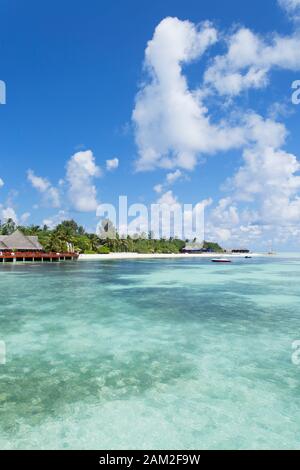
xmin=183 ymin=241 xmax=204 ymax=251
xmin=0 ymin=240 xmax=8 ymax=250
xmin=28 ymin=236 xmax=44 ymax=250
xmin=0 ymin=230 xmax=44 ymax=251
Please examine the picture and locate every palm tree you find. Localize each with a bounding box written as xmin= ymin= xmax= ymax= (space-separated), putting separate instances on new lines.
xmin=1 ymin=218 xmax=16 ymax=235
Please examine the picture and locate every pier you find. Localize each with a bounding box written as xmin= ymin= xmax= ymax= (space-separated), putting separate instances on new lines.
xmin=0 ymin=251 xmax=79 ymax=263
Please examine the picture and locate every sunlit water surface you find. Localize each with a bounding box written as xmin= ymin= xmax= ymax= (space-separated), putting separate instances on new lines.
xmin=0 ymin=255 xmax=300 ymax=449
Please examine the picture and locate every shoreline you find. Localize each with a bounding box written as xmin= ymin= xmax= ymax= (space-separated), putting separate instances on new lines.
xmin=79 ymin=252 xmax=267 ymax=261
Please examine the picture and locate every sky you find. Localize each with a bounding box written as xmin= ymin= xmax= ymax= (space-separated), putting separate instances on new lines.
xmin=1 ymin=0 xmax=300 ymax=250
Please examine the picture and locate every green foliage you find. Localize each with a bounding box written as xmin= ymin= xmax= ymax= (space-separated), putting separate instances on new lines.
xmin=203 ymin=241 xmax=224 ymax=253
xmin=98 ymin=246 xmax=110 ymax=254
xmin=0 ymin=218 xmax=17 ymax=235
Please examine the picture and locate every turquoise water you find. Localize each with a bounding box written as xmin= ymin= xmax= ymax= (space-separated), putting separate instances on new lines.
xmin=0 ymin=255 xmax=300 ymax=450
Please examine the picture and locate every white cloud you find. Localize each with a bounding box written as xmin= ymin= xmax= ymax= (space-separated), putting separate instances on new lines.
xmin=106 ymin=158 xmax=119 ymax=171
xmin=132 ymin=16 xmax=300 ymax=247
xmin=278 ymin=0 xmax=300 ymax=19
xmin=207 ymin=112 xmax=300 ymax=246
xmin=20 ymin=212 xmax=31 ymax=224
xmin=154 ymin=169 xmax=184 ymax=194
xmin=43 ymin=210 xmax=68 ymax=229
xmin=204 ymin=27 xmax=300 ymax=96
xmin=153 ymin=184 xmax=163 ymax=194
xmin=0 ymin=206 xmax=18 ymax=223
xmin=212 ymin=227 xmax=232 ymax=242
xmin=27 ymin=170 xmax=60 ymax=208
xmin=232 ymin=146 xmax=300 ymax=223
xmin=205 ymin=107 xmax=300 ymax=246
xmin=66 ymin=150 xmax=101 ymax=212
xmin=154 ymin=191 xmax=210 ymax=240
xmin=166 ymin=169 xmax=183 ymax=185
xmin=211 ymin=197 xmax=240 ymax=226
xmin=133 ymin=17 xmax=291 ymax=172
xmin=157 ymin=190 xmax=179 ymax=207
xmin=227 ymin=113 xmax=300 ymax=225
xmin=245 ymin=113 xmax=287 ymax=150
xmin=0 ymin=178 xmax=4 ymax=188
xmin=133 ymin=17 xmax=247 ymax=171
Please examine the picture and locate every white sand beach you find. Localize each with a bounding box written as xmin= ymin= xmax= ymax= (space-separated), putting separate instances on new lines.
xmin=79 ymin=252 xmax=266 ymax=261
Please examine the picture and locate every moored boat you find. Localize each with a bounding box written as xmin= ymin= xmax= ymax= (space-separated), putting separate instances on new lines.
xmin=211 ymin=259 xmax=232 ymax=263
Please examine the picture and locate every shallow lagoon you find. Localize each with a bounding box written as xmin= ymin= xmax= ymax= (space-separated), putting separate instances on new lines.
xmin=0 ymin=255 xmax=300 ymax=449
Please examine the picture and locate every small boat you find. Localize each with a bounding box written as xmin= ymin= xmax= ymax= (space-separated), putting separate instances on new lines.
xmin=211 ymin=259 xmax=232 ymax=263
xmin=245 ymin=256 xmax=252 ymax=259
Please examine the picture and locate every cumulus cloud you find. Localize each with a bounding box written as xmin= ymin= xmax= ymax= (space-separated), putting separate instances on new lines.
xmin=133 ymin=16 xmax=295 ymax=173
xmin=154 ymin=191 xmax=211 ymax=240
xmin=66 ymin=150 xmax=101 ymax=212
xmin=20 ymin=212 xmax=31 ymax=224
xmin=0 ymin=178 xmax=4 ymax=188
xmin=43 ymin=210 xmax=68 ymax=229
xmin=204 ymin=27 xmax=300 ymax=96
xmin=131 ymin=15 xmax=300 ymax=247
xmin=133 ymin=17 xmax=248 ymax=171
xmin=106 ymin=158 xmax=119 ymax=171
xmin=153 ymin=184 xmax=163 ymax=194
xmin=232 ymin=146 xmax=300 ymax=223
xmin=199 ymin=99 xmax=300 ymax=249
xmin=154 ymin=169 xmax=184 ymax=194
xmin=211 ymin=197 xmax=240 ymax=226
xmin=0 ymin=206 xmax=18 ymax=223
xmin=166 ymin=169 xmax=183 ymax=185
xmin=207 ymin=111 xmax=300 ymax=246
xmin=27 ymin=170 xmax=60 ymax=208
xmin=225 ymin=112 xmax=300 ymax=226
xmin=278 ymin=0 xmax=300 ymax=19
xmin=157 ymin=190 xmax=179 ymax=206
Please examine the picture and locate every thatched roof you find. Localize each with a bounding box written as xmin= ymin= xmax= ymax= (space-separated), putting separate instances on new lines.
xmin=27 ymin=235 xmax=44 ymax=250
xmin=0 ymin=230 xmax=44 ymax=251
xmin=0 ymin=240 xmax=8 ymax=250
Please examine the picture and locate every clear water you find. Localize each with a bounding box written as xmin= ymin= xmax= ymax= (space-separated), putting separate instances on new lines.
xmin=0 ymin=255 xmax=300 ymax=450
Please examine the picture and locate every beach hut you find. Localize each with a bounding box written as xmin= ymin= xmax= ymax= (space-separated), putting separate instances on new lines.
xmin=181 ymin=241 xmax=205 ymax=254
xmin=0 ymin=229 xmax=44 ymax=252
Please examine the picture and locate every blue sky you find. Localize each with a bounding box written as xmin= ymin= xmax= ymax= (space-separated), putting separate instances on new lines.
xmin=1 ymin=0 xmax=300 ymax=249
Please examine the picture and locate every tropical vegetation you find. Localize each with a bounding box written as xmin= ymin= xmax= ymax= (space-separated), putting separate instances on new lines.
xmin=0 ymin=218 xmax=223 ymax=254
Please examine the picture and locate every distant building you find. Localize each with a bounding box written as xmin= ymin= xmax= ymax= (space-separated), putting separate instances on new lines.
xmin=182 ymin=241 xmax=204 ymax=254
xmin=231 ymin=249 xmax=250 ymax=254
xmin=0 ymin=230 xmax=43 ymax=252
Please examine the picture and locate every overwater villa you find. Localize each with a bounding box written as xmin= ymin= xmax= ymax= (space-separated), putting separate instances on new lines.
xmin=0 ymin=230 xmax=78 ymax=263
